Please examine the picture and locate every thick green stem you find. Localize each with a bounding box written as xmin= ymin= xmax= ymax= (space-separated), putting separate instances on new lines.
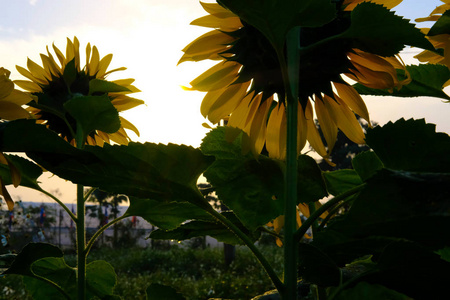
xmin=205 ymin=207 xmax=284 ymax=293
xmin=76 ymin=183 xmax=86 ymax=300
xmin=278 ymin=26 xmax=301 ymax=300
xmin=85 ymin=215 xmax=127 ymax=256
xmin=294 ymin=184 xmax=366 ymax=242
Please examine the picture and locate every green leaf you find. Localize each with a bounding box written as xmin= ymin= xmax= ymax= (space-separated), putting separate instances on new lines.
xmin=0 ymin=120 xmax=213 ymax=209
xmin=0 ymin=154 xmax=43 ymax=190
xmin=323 ymin=169 xmax=363 ymax=196
xmin=334 ymin=282 xmax=411 ymax=300
xmin=202 ymin=128 xmax=327 ymax=230
xmin=146 ymin=283 xmax=185 ymax=300
xmin=22 ymin=259 xmax=117 ymax=300
xmin=429 ymin=10 xmax=450 ymax=36
xmin=89 ymin=78 xmax=130 ymax=95
xmin=315 ymin=168 xmax=450 ymax=261
xmin=217 ymin=0 xmax=336 ymax=49
xmin=2 ymin=243 xmax=63 ymax=277
xmin=0 ymin=120 xmax=79 ymax=154
xmin=364 ymin=242 xmax=450 ymax=299
xmin=341 ymin=3 xmax=433 ymax=56
xmin=23 ymin=257 xmax=77 ymax=299
xmin=86 ymin=260 xmax=117 ymax=299
xmin=64 ymin=95 xmax=121 ymax=140
xmin=298 ymin=243 xmax=340 ymax=286
xmin=150 ymin=212 xmax=260 ymax=245
xmin=124 ymin=197 xmax=212 ymax=230
xmin=202 ymin=128 xmax=284 ymax=230
xmin=297 ymin=155 xmax=328 ymax=203
xmin=351 ymin=151 xmax=383 ymax=182
xmin=354 ymin=64 xmax=450 ymax=101
xmin=365 ymin=118 xmax=450 ymax=172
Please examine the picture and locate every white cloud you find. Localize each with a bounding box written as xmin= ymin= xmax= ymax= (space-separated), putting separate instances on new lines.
xmin=29 ymin=0 xmax=38 ymax=6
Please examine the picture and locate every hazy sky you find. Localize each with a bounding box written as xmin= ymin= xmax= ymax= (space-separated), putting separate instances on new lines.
xmin=0 ymin=0 xmax=448 ymax=204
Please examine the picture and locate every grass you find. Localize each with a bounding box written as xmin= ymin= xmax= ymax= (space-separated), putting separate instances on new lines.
xmin=1 ymin=243 xmax=283 ymax=300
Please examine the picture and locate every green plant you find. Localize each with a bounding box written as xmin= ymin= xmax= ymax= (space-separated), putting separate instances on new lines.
xmin=1 ymin=1 xmax=450 ymax=299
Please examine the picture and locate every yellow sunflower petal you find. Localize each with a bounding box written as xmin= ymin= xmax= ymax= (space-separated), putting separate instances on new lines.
xmin=120 ymin=116 xmax=140 ymax=137
xmin=191 ymin=15 xmax=242 ymax=31
xmin=334 ymin=82 xmax=371 ymax=124
xmin=305 ymin=101 xmax=329 ymax=159
xmin=204 ymin=82 xmax=250 ymax=123
xmin=179 ymin=31 xmax=235 ymax=64
xmin=52 ymin=43 xmax=65 ymax=66
xmin=26 ymin=58 xmax=50 ymax=84
xmin=89 ymin=46 xmax=100 ymax=76
xmin=40 ymin=53 xmax=59 ymax=77
xmin=249 ymin=96 xmax=273 ymax=155
xmin=200 ymin=1 xmax=235 ymax=16
xmin=0 ymin=101 xmax=30 ymax=120
xmin=13 ymin=80 xmax=42 ymax=93
xmin=97 ymin=53 xmax=113 ymax=78
xmin=111 ymin=97 xmax=145 ymax=112
xmin=0 ymin=177 xmax=14 ymax=211
xmin=85 ymin=43 xmax=92 ymax=70
xmin=190 ymin=62 xmax=240 ymax=91
xmin=315 ymin=95 xmax=338 ymax=153
xmin=266 ymin=103 xmax=286 ymax=160
xmin=324 ymin=94 xmax=366 ymax=144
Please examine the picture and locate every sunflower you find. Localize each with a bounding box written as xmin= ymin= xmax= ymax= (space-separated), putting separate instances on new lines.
xmin=415 ymin=1 xmax=450 ymax=71
xmin=0 ymin=68 xmax=33 ymax=210
xmin=180 ymin=1 xmax=409 ymax=161
xmin=15 ymin=37 xmax=144 ymax=146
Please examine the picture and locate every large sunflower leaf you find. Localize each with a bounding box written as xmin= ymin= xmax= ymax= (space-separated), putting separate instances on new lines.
xmin=341 ymin=2 xmax=433 ymax=56
xmin=428 ymin=10 xmax=450 ymax=36
xmin=314 ymin=168 xmax=450 ymax=264
xmin=23 ymin=257 xmax=77 ymax=300
xmin=217 ymin=0 xmax=336 ymax=49
xmin=2 ymin=242 xmax=63 ymax=277
xmin=64 ymin=95 xmax=121 ymax=139
xmin=124 ymin=198 xmax=213 ymax=230
xmin=201 ymin=127 xmax=327 ymax=231
xmin=0 ymin=154 xmax=43 ymax=190
xmin=322 ymin=169 xmax=363 ymax=196
xmin=22 ymin=259 xmax=117 ymax=300
xmin=365 ymin=118 xmax=450 ymax=172
xmin=150 ymin=211 xmax=260 ymax=245
xmin=85 ymin=260 xmax=117 ymax=299
xmin=0 ymin=120 xmax=213 ymax=209
xmin=354 ymin=64 xmax=450 ymax=101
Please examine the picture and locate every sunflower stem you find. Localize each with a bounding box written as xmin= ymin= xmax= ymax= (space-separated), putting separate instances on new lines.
xmin=278 ymin=26 xmax=302 ymax=300
xmin=76 ymin=183 xmax=86 ymax=300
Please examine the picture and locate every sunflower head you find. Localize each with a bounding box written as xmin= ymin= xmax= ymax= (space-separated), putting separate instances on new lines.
xmin=181 ymin=1 xmax=409 ymax=161
xmin=15 ymin=37 xmax=144 ymax=146
xmin=414 ymin=1 xmax=450 ymax=71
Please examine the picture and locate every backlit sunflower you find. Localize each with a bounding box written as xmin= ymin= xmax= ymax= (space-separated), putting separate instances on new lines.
xmin=15 ymin=37 xmax=144 ymax=146
xmin=180 ymin=1 xmax=409 ymax=161
xmin=415 ymin=1 xmax=450 ymax=72
xmin=0 ymin=68 xmax=32 ymax=210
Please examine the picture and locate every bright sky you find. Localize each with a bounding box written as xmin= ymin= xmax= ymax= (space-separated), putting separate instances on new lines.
xmin=0 ymin=0 xmax=448 ymax=204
